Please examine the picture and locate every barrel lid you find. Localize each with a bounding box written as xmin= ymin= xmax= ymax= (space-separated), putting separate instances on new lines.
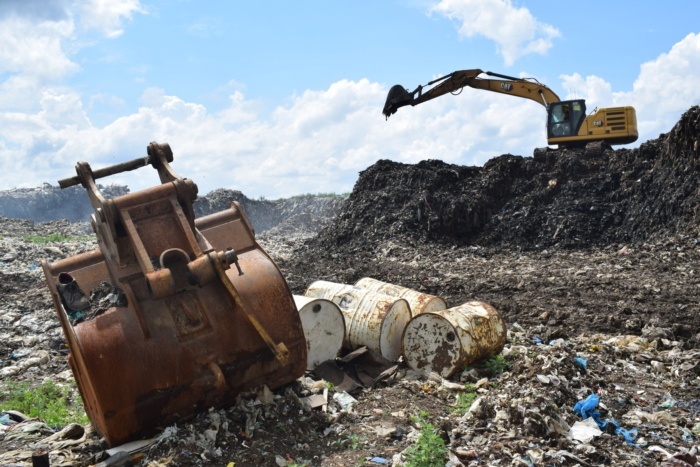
xmin=402 ymin=313 xmax=464 ymax=377
xmin=294 ymin=296 xmax=345 ymax=371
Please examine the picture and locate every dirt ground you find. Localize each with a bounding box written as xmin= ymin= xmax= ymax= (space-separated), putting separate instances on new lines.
xmin=1 ymin=107 xmax=700 ymax=466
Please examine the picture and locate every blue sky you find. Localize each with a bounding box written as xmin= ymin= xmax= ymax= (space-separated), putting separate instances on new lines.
xmin=1 ymin=0 xmax=699 ymax=198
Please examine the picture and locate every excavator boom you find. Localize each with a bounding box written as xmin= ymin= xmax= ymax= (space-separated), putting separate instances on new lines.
xmin=383 ymin=69 xmax=560 ymax=118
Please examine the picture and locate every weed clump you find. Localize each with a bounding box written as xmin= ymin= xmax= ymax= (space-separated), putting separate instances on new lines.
xmin=404 ymin=413 xmax=447 ymax=467
xmin=0 ymin=380 xmax=88 ymax=427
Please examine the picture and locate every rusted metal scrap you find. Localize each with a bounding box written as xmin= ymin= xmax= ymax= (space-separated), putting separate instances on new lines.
xmin=41 ymin=142 xmax=306 ymax=446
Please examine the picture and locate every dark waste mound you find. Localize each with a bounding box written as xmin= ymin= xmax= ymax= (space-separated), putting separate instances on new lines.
xmin=314 ymin=106 xmax=700 ymax=250
xmin=0 ymin=184 xmax=129 ymax=222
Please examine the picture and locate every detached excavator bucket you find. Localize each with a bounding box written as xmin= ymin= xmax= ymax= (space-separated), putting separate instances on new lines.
xmin=41 ymin=142 xmax=307 ymax=447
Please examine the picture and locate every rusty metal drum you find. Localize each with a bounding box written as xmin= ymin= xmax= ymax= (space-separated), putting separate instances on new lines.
xmin=354 ymin=277 xmax=447 ymax=316
xmin=305 ymin=280 xmax=411 ymax=361
xmin=294 ymin=295 xmax=345 ymax=371
xmin=402 ymin=301 xmax=507 ymax=378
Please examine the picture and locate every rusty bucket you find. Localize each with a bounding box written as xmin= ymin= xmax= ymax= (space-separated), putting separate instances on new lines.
xmin=41 ymin=143 xmax=306 ymax=446
xmin=354 ymin=277 xmax=447 ymax=316
xmin=304 ymin=280 xmax=410 ymax=361
xmin=293 ymin=295 xmax=345 ymax=371
xmin=401 ymin=301 xmax=507 ymax=378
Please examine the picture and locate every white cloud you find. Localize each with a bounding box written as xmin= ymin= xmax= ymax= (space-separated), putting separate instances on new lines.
xmin=187 ymin=16 xmax=222 ymax=39
xmin=559 ymin=73 xmax=613 ymax=109
xmin=1 ymin=18 xmax=699 ymax=199
xmin=0 ymin=1 xmax=69 ymax=21
xmin=76 ymin=0 xmax=146 ymax=38
xmin=559 ymin=32 xmax=700 ymax=141
xmin=0 ymin=76 xmax=544 ymax=197
xmin=0 ymin=17 xmax=77 ymax=79
xmin=0 ymin=0 xmax=146 ymax=112
xmin=622 ymin=32 xmax=700 ymax=134
xmin=0 ymin=76 xmax=44 ymax=111
xmin=0 ymin=0 xmax=147 ymax=186
xmin=431 ymin=0 xmax=560 ymax=65
xmin=38 ymin=89 xmax=92 ymax=129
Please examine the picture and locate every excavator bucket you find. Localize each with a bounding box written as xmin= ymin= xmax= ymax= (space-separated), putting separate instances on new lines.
xmin=383 ymin=84 xmax=414 ymax=118
xmin=41 ymin=142 xmax=307 ymax=447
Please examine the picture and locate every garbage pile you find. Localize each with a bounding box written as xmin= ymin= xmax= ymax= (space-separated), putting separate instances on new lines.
xmin=1 ymin=218 xmax=699 ymax=465
xmin=193 ymin=189 xmax=346 ymax=235
xmin=0 ymin=186 xmax=344 ymax=235
xmin=0 ymin=185 xmax=129 ymax=223
xmin=313 ymin=105 xmax=700 ymax=251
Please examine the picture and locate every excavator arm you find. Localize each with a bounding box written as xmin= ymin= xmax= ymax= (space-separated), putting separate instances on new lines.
xmin=383 ymin=68 xmax=561 ymax=118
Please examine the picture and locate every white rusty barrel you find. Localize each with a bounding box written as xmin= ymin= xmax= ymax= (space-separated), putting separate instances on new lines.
xmin=402 ymin=301 xmax=507 ymax=378
xmin=354 ymin=277 xmax=447 ymax=316
xmin=305 ymin=280 xmax=411 ymax=361
xmin=294 ymin=295 xmax=346 ymax=371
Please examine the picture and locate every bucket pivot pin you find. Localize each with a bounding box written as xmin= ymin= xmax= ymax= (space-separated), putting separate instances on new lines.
xmin=223 ymin=248 xmax=243 ymax=276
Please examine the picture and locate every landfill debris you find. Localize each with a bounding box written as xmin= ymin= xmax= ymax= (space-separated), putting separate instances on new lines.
xmin=332 ymin=391 xmax=358 ymax=411
xmin=573 ymin=393 xmax=638 ymax=444
xmin=312 ymin=346 xmax=398 ymax=392
xmin=3 ymin=107 xmax=700 ymax=464
xmin=569 ymin=417 xmax=602 ymax=443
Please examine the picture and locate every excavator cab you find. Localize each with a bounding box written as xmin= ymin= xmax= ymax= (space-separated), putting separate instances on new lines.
xmin=547 ymin=100 xmax=586 ymax=139
xmin=547 ymin=100 xmax=638 ymax=147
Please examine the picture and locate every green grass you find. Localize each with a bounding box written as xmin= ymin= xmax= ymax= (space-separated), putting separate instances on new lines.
xmin=0 ymin=380 xmax=89 ymax=427
xmin=23 ymin=233 xmax=89 ymax=243
xmin=330 ymin=433 xmax=365 ymax=450
xmin=451 ymin=383 xmax=477 ymax=415
xmin=483 ymin=354 xmax=511 ymax=376
xmin=404 ymin=413 xmax=447 ymax=467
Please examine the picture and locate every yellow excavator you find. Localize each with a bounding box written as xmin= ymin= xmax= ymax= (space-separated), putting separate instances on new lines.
xmin=383 ymin=69 xmax=638 ymax=148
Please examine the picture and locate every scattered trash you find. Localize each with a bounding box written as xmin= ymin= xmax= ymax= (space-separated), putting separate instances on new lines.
xmin=370 ymin=456 xmax=389 ymax=464
xmin=4 ymin=110 xmax=700 ymax=464
xmin=573 ymin=394 xmax=637 ymax=445
xmin=299 ymin=393 xmax=328 ymax=411
xmin=56 ymin=272 xmax=90 ymax=324
xmin=105 ymin=437 xmax=155 ymax=457
xmin=312 ymin=346 xmax=398 ymax=392
xmin=573 ymin=356 xmax=588 ymax=372
xmin=569 ymin=417 xmax=602 ymax=443
xmin=332 ymin=392 xmax=358 ymax=410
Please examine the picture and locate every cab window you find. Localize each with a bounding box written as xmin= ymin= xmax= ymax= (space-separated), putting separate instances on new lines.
xmin=549 ymin=103 xmax=571 ymax=137
xmin=548 ymin=100 xmax=586 ymax=139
